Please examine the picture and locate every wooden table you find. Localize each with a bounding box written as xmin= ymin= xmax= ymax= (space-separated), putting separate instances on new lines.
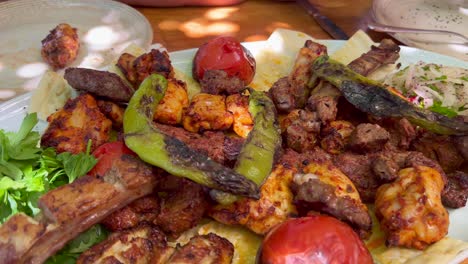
xmin=134 ymin=0 xmax=392 ymax=52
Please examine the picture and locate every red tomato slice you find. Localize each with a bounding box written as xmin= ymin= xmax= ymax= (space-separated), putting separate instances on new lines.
xmin=88 ymin=141 xmax=136 ymax=177
xmin=261 ymin=215 xmax=373 ymax=264
xmin=193 ymin=36 xmax=256 ymax=85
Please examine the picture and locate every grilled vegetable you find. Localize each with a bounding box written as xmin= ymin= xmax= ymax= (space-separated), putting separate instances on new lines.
xmin=312 ymin=56 xmax=468 ymax=135
xmin=212 ymin=89 xmax=281 ymax=204
xmin=123 ymin=74 xmax=259 ymax=198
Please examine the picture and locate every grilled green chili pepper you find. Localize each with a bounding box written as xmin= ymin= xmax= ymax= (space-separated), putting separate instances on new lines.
xmin=123 ymin=74 xmax=259 ymax=198
xmin=312 ymin=55 xmax=468 ymax=135
xmin=212 ymin=89 xmax=282 ymax=204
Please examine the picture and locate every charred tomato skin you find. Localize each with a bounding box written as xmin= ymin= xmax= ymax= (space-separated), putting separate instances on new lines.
xmin=193 ymin=36 xmax=256 ymax=85
xmin=88 ymin=141 xmax=136 ymax=177
xmin=260 ymin=215 xmax=373 ymax=264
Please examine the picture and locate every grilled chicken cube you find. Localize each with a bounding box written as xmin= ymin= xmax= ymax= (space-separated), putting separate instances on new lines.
xmin=167 ymin=233 xmax=234 ymax=264
xmin=292 ymin=160 xmax=372 ymax=238
xmin=41 ymin=93 xmax=112 ymax=154
xmin=117 ymin=49 xmax=174 ymax=87
xmin=77 ymin=225 xmax=174 ymax=264
xmin=375 ymin=166 xmax=449 ymax=249
xmin=210 ymin=165 xmax=297 ymax=235
xmin=41 ymin=23 xmax=80 ymax=70
xmin=320 ymin=120 xmax=355 ymax=154
xmin=154 ymin=79 xmax=189 ymax=125
xmin=182 ymin=93 xmax=233 ymax=133
xmin=226 ymin=93 xmax=253 ymax=138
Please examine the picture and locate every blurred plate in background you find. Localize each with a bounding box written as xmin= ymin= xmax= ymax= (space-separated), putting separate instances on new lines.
xmin=0 ymin=0 xmax=152 ymax=101
xmin=372 ymin=0 xmax=467 ymax=60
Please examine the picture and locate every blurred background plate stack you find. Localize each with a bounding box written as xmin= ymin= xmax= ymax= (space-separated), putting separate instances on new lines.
xmin=0 ymin=0 xmax=152 ymax=101
xmin=371 ymin=0 xmax=467 ymax=61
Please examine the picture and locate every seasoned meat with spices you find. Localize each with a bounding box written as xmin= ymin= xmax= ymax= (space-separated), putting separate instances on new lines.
xmin=117 ymin=49 xmax=173 ymax=87
xmin=347 ymin=39 xmax=400 ymax=76
xmin=348 ymin=123 xmax=390 ymax=153
xmin=281 ymin=109 xmax=320 ymax=153
xmin=41 ymin=93 xmax=112 ymax=154
xmin=64 ymin=68 xmax=134 ymax=102
xmin=200 ymin=69 xmax=245 ymax=95
xmin=333 ymin=152 xmax=379 ymax=202
xmin=154 ymin=79 xmax=189 ymax=125
xmin=411 ymin=133 xmax=464 ymax=173
xmin=210 ymin=164 xmax=297 ymax=235
xmin=167 ymin=233 xmax=234 ymax=264
xmin=182 ymin=93 xmax=233 ymax=132
xmin=307 ymin=39 xmax=400 ymax=122
xmin=77 ymin=225 xmax=174 ymax=264
xmin=154 ymin=177 xmax=210 ymax=237
xmin=375 ymin=166 xmax=449 ymax=250
xmin=226 ymin=93 xmax=253 ymax=138
xmin=97 ymin=100 xmax=125 ymax=129
xmin=320 ymin=120 xmax=355 ymax=154
xmin=442 ymin=171 xmax=468 ymax=208
xmin=378 ymin=118 xmax=417 ymax=150
xmin=292 ymin=160 xmax=372 ymax=238
xmin=453 ymin=135 xmax=468 ymax=160
xmin=102 ymin=195 xmax=160 ymax=231
xmin=269 ymin=41 xmax=327 ymax=113
xmin=41 ymin=23 xmax=79 ymax=70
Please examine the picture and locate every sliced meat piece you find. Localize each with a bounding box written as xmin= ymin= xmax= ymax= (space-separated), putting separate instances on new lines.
xmin=411 ymin=133 xmax=464 ymax=173
xmin=41 ymin=23 xmax=79 ymax=70
xmin=320 ymin=120 xmax=355 ymax=154
xmin=226 ymin=93 xmax=253 ymax=138
xmin=333 ymin=152 xmax=379 ymax=203
xmin=348 ymin=39 xmax=400 ymax=76
xmin=281 ymin=109 xmax=320 ymax=153
xmin=372 ymin=153 xmax=401 ymax=182
xmin=41 ymin=93 xmax=112 ymax=154
xmin=0 ymin=154 xmax=159 ymax=264
xmin=292 ymin=160 xmax=372 ymax=238
xmin=155 ymin=123 xmax=242 ymax=165
xmin=270 ymin=40 xmax=328 ymax=113
xmin=116 ymin=53 xmax=138 ymax=84
xmin=77 ymin=225 xmax=174 ymax=264
xmin=64 ymin=68 xmax=134 ymax=102
xmin=102 ymin=195 xmax=160 ymax=231
xmin=453 ymin=135 xmax=468 ymax=160
xmin=154 ymin=177 xmax=210 ymax=237
xmin=154 ymin=79 xmax=189 ymax=125
xmin=167 ymin=233 xmax=234 ymax=264
xmin=182 ymin=93 xmax=233 ymax=133
xmin=442 ymin=171 xmax=468 ymax=208
xmin=348 ymin=123 xmax=390 ymax=153
xmin=307 ymin=39 xmax=400 ymax=123
xmin=382 ymin=118 xmax=417 ymax=150
xmin=97 ymin=100 xmax=125 ymax=130
xmin=200 ymin=69 xmax=245 ymax=95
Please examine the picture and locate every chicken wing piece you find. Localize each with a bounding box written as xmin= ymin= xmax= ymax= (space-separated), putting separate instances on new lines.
xmin=226 ymin=93 xmax=253 ymax=138
xmin=41 ymin=23 xmax=79 ymax=70
xmin=209 ymin=164 xmax=297 ymax=235
xmin=375 ymin=166 xmax=449 ymax=250
xmin=292 ymin=159 xmax=372 ymax=238
xmin=182 ymin=93 xmax=233 ymax=132
xmin=154 ymin=79 xmax=189 ymax=125
xmin=77 ymin=225 xmax=174 ymax=264
xmin=117 ymin=49 xmax=174 ymax=87
xmin=41 ymin=93 xmax=112 ymax=154
xmin=167 ymin=233 xmax=234 ymax=264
